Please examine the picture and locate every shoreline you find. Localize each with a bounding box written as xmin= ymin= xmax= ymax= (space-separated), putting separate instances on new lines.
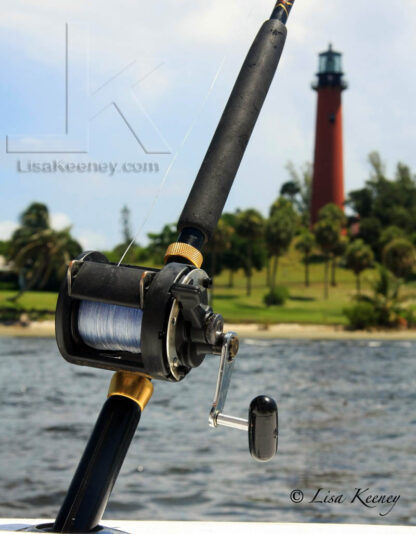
xmin=1 ymin=320 xmax=416 ymax=341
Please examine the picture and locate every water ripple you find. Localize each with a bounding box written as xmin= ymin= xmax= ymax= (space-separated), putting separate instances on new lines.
xmin=0 ymin=337 xmax=415 ymax=524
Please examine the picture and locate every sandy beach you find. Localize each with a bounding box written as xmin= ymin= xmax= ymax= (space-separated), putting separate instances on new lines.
xmin=0 ymin=320 xmax=57 ymax=338
xmin=1 ymin=320 xmax=416 ymax=340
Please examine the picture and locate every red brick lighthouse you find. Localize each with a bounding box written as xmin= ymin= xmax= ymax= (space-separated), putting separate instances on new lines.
xmin=311 ymin=44 xmax=347 ymax=224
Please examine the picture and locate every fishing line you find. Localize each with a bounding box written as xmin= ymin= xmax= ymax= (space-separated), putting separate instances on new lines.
xmin=118 ymin=0 xmax=255 ymax=266
xmin=117 ymin=58 xmax=227 ymax=266
xmin=78 ymin=300 xmax=142 ymax=353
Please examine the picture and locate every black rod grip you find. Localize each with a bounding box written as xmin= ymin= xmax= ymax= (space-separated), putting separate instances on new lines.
xmin=178 ymin=19 xmax=287 ymax=242
xmin=54 ymin=395 xmax=141 ymax=532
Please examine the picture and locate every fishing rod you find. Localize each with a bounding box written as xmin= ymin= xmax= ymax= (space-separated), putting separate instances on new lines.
xmin=176 ymin=0 xmax=293 ymax=248
xmin=50 ymin=1 xmax=295 ymax=532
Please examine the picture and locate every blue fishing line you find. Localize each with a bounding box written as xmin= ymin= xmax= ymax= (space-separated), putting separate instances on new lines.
xmin=78 ymin=301 xmax=142 ymax=353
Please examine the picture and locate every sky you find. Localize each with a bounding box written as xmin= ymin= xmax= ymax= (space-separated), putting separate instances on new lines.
xmin=1 ymin=0 xmax=416 ymax=251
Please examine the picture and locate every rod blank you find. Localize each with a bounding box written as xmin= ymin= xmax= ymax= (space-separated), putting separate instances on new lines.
xmin=270 ymin=1 xmax=295 ymax=24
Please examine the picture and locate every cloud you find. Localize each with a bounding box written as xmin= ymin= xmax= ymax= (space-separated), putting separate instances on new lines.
xmin=0 ymin=220 xmax=18 ymax=240
xmin=50 ymin=212 xmax=72 ymax=230
xmin=178 ymin=0 xmax=255 ymax=46
xmin=75 ymin=229 xmax=108 ymax=251
xmin=2 ymin=0 xmax=416 ymax=250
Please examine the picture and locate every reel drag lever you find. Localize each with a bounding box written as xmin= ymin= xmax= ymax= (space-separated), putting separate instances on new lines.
xmin=209 ymin=333 xmax=278 ymax=462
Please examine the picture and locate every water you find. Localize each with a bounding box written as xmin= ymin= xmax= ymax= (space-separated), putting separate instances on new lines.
xmin=0 ymin=337 xmax=415 ymax=525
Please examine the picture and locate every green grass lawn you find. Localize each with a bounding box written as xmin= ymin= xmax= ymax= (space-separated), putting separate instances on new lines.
xmin=212 ymin=257 xmax=363 ymax=325
xmin=2 ymin=247 xmax=416 ymax=325
xmin=0 ymin=290 xmax=58 ymax=321
xmin=211 ymin=247 xmax=416 ymax=324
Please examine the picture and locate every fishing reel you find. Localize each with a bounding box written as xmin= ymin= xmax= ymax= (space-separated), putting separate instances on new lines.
xmin=56 ymin=250 xmax=278 ymax=462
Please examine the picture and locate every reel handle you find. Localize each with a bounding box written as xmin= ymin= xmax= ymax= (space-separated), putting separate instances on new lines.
xmin=209 ymin=333 xmax=278 ymax=462
xmin=248 ymin=396 xmax=278 ymax=462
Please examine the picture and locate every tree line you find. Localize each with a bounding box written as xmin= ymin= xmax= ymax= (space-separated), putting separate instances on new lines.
xmin=1 ymin=152 xmax=415 ymax=310
xmin=107 ymin=153 xmax=416 ymax=305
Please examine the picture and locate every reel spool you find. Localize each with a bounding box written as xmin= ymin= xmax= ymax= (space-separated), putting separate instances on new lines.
xmin=55 ymin=250 xmax=278 ymax=461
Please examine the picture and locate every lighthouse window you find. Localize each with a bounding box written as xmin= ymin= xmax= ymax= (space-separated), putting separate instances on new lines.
xmin=319 ymin=51 xmax=342 ymax=74
xmin=327 ymin=55 xmax=335 ymax=71
xmin=333 ymin=55 xmax=342 ymax=72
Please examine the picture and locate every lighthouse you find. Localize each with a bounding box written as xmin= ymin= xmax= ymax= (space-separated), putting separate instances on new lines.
xmin=311 ymin=44 xmax=347 ymax=224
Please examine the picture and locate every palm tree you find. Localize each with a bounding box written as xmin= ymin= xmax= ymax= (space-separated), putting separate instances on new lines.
xmin=382 ymin=238 xmax=416 ymax=280
xmin=331 ymin=235 xmax=348 ymax=287
xmin=314 ymin=204 xmax=346 ymax=298
xmin=235 ymin=209 xmax=265 ymax=296
xmin=20 ymin=202 xmax=50 ymax=230
xmin=318 ymin=203 xmax=346 ymax=228
xmin=7 ymin=203 xmax=81 ymax=299
xmin=266 ymin=198 xmax=298 ymax=291
xmin=280 ymin=161 xmax=312 ymax=227
xmin=220 ymin=213 xmax=239 ymax=288
xmin=147 ymin=224 xmax=177 ymax=265
xmin=314 ymin=220 xmax=340 ymax=299
xmin=345 ymin=239 xmax=374 ymax=294
xmin=295 ymin=230 xmax=315 ymax=287
xmin=205 ymin=218 xmax=234 ymax=304
xmin=378 ymin=226 xmax=405 ymax=259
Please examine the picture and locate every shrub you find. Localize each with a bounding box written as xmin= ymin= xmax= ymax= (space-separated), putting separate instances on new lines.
xmin=0 ymin=282 xmax=18 ymax=290
xmin=343 ymin=266 xmax=409 ymax=330
xmin=399 ymin=308 xmax=416 ymax=329
xmin=343 ymin=302 xmax=379 ymax=330
xmin=264 ymin=286 xmax=289 ymax=307
xmin=382 ymin=238 xmax=416 ymax=279
xmin=0 ymin=307 xmax=21 ymax=324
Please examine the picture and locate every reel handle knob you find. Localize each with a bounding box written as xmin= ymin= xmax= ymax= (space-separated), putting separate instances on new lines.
xmin=248 ymin=396 xmax=278 ymax=462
